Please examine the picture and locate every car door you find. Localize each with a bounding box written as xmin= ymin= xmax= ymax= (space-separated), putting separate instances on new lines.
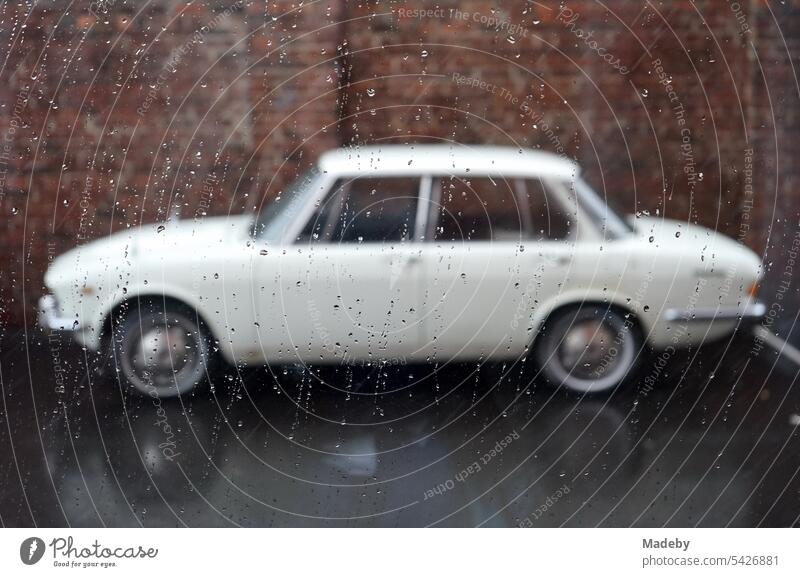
xmin=256 ymin=175 xmax=425 ymax=365
xmin=419 ymin=175 xmax=575 ymax=361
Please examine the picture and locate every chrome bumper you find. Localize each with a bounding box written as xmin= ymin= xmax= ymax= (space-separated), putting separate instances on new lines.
xmin=38 ymin=295 xmax=78 ymax=332
xmin=663 ymin=301 xmax=767 ymax=323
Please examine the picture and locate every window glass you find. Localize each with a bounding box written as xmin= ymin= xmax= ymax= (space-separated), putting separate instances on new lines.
xmin=572 ymin=177 xmax=633 ymax=238
xmin=298 ymin=177 xmax=420 ymax=244
xmin=256 ymin=167 xmax=320 ymax=244
xmin=432 ymin=176 xmax=525 ymax=242
xmin=297 ymin=180 xmax=346 ymax=243
xmin=521 ymin=178 xmax=572 ymax=240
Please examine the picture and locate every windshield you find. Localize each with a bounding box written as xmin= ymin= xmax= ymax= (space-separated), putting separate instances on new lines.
xmin=254 ymin=167 xmax=320 ymax=244
xmin=572 ymin=177 xmax=634 ymax=238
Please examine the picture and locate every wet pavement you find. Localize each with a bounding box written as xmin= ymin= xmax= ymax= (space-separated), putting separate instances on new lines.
xmin=1 ymin=327 xmax=799 ymax=527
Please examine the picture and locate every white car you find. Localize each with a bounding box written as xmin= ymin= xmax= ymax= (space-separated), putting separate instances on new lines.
xmin=40 ymin=145 xmax=765 ymax=396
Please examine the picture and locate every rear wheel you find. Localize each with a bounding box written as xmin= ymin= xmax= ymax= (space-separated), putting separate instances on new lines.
xmin=111 ymin=300 xmax=212 ymax=397
xmin=534 ymin=305 xmax=641 ymax=394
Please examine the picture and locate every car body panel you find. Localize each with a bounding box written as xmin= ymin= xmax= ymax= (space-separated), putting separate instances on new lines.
xmin=252 ymin=243 xmax=425 ymax=364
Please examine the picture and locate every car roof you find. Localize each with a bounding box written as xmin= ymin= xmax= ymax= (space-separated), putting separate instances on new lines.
xmin=317 ymin=145 xmax=580 ymax=179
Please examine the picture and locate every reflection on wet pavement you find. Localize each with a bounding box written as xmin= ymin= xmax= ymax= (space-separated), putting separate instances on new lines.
xmin=1 ymin=330 xmax=798 ymax=527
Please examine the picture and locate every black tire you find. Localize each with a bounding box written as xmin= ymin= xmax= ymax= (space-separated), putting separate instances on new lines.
xmin=110 ymin=299 xmax=213 ymax=397
xmin=534 ymin=305 xmax=641 ymax=394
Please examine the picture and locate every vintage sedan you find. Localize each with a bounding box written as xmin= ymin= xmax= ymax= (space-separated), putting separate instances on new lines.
xmin=40 ymin=145 xmax=764 ymax=396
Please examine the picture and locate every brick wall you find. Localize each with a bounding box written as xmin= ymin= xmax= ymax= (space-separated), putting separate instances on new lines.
xmin=750 ymin=0 xmax=800 ymax=341
xmin=0 ymin=0 xmax=797 ymax=331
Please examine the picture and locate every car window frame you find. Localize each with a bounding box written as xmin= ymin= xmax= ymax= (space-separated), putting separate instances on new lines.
xmin=570 ymin=176 xmax=633 ymax=239
xmin=519 ymin=176 xmax=583 ymax=243
xmin=544 ymin=177 xmax=608 ymax=243
xmin=424 ymin=174 xmax=587 ymax=244
xmin=426 ymin=175 xmax=533 ymax=244
xmin=281 ymin=169 xmax=607 ymax=246
xmin=253 ymin=168 xmax=324 ymax=244
xmin=286 ymin=172 xmax=429 ymax=246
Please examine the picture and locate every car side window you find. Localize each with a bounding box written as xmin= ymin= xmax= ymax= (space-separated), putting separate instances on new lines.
xmin=297 ymin=177 xmax=420 ymax=244
xmin=520 ymin=178 xmax=572 ymax=241
xmin=431 ymin=176 xmax=526 ymax=242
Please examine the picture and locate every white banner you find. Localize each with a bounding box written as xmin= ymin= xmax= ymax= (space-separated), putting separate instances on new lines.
xmin=1 ymin=529 xmax=797 ymax=576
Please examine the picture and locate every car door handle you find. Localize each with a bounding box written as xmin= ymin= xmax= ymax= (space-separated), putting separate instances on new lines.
xmin=386 ymin=254 xmax=421 ymax=267
xmin=546 ymin=255 xmax=571 ymax=266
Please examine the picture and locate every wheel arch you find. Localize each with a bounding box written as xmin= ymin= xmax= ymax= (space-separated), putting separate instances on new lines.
xmin=530 ymin=295 xmax=647 ymax=347
xmin=530 ymin=297 xmax=648 ymax=394
xmin=101 ymin=291 xmax=219 ymax=350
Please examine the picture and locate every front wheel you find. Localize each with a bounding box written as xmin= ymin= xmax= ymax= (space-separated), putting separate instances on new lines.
xmin=534 ymin=305 xmax=641 ymax=394
xmin=111 ymin=300 xmax=213 ymax=397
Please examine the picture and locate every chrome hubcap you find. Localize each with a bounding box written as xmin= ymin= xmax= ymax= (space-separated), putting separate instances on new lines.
xmin=558 ymin=320 xmax=620 ymax=380
xmin=129 ymin=322 xmax=198 ymax=389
